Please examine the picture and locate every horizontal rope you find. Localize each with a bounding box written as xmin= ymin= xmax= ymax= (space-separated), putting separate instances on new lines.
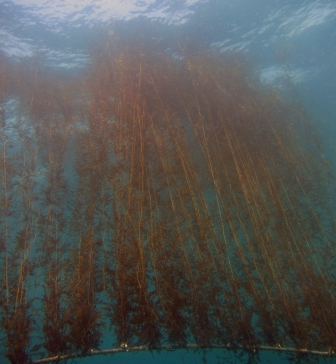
xmin=32 ymin=343 xmax=336 ymax=363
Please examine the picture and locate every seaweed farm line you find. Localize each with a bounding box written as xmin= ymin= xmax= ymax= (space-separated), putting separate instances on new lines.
xmin=0 ymin=39 xmax=335 ymax=363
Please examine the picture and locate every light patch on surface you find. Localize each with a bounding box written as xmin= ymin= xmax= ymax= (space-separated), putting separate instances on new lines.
xmin=220 ymin=40 xmax=252 ymax=52
xmin=0 ymin=29 xmax=34 ymax=58
xmin=260 ymin=65 xmax=319 ymax=85
xmin=10 ymin=0 xmax=198 ymax=24
xmin=279 ymin=2 xmax=336 ymax=38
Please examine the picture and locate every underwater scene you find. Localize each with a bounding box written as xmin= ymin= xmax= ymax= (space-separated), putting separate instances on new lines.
xmin=0 ymin=0 xmax=336 ymax=363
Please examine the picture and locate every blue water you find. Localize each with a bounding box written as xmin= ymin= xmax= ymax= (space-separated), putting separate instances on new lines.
xmin=1 ymin=0 xmax=336 ymax=363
